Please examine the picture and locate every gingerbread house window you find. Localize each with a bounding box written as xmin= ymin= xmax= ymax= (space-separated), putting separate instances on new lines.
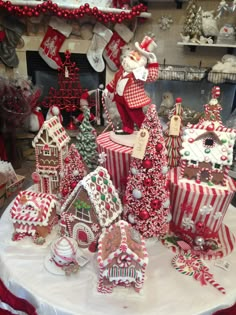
xmin=190 ymin=160 xmax=198 ymax=165
xmin=43 ymin=150 xmax=51 ymax=156
xmin=204 ymin=138 xmax=214 ymax=148
xmin=213 ymin=163 xmax=222 ymax=170
xmin=75 ymin=208 xmax=92 ymax=223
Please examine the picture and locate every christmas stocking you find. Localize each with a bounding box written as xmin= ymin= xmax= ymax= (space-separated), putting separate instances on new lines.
xmin=39 ymin=17 xmax=72 ymax=69
xmin=103 ymin=23 xmax=133 ymax=72
xmin=87 ymin=22 xmax=113 ymax=72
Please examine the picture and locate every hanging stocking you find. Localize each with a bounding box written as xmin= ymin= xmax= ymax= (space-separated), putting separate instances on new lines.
xmin=103 ymin=23 xmax=133 ymax=72
xmin=87 ymin=22 xmax=113 ymax=72
xmin=39 ymin=17 xmax=72 ymax=69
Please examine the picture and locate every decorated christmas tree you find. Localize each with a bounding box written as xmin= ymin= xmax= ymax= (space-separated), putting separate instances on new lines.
xmin=123 ymin=104 xmax=170 ymax=239
xmin=164 ymin=98 xmax=184 ymax=168
xmin=59 ymin=143 xmax=87 ymax=204
xmin=182 ymin=0 xmax=202 ymax=40
xmin=75 ymin=106 xmax=98 ymax=171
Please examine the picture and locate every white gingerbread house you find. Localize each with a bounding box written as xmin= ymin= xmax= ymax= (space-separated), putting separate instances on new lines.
xmin=11 ymin=190 xmax=59 ymax=244
xmin=180 ymin=96 xmax=236 ymax=186
xmin=32 ymin=116 xmax=71 ymax=194
xmin=97 ymin=220 xmax=148 ymax=293
xmin=60 ymin=166 xmax=123 ymax=251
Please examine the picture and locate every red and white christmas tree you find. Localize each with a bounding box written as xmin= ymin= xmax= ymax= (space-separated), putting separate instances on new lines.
xmin=59 ymin=143 xmax=87 ymax=205
xmin=123 ymin=104 xmax=170 ymax=239
xmin=164 ymin=97 xmax=184 ymax=168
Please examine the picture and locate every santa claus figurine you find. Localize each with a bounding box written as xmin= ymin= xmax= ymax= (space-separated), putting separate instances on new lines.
xmin=28 ymin=106 xmax=44 ymax=132
xmin=103 ymin=35 xmax=158 ymax=135
xmin=46 ymin=105 xmax=63 ymax=123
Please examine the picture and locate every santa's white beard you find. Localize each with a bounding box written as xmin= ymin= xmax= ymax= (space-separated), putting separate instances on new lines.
xmin=122 ymin=55 xmax=147 ymax=72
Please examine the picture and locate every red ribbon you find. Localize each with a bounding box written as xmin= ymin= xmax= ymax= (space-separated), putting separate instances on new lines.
xmin=140 ymin=37 xmax=153 ymax=51
xmin=193 ymin=266 xmax=213 ymax=286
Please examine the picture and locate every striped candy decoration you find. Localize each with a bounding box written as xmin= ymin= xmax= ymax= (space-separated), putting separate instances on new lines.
xmin=172 ymin=252 xmax=226 ymax=294
xmin=97 ymin=132 xmax=133 ymax=194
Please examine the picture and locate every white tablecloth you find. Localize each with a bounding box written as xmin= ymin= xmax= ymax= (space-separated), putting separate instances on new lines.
xmin=0 ymin=200 xmax=236 ymax=315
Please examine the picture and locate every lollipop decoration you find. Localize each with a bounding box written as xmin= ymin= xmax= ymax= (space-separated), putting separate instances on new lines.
xmin=172 ymin=252 xmax=226 ymax=294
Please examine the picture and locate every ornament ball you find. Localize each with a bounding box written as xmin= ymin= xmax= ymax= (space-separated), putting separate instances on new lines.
xmin=139 ymin=210 xmax=150 ymax=220
xmin=156 ymin=143 xmax=163 ymax=151
xmin=143 ymin=178 xmax=153 ymax=187
xmin=142 ymin=159 xmax=153 ymax=169
xmin=128 ymin=213 xmax=136 ymax=224
xmin=132 ymin=189 xmax=142 ymax=199
xmin=194 ymin=236 xmax=205 ymax=247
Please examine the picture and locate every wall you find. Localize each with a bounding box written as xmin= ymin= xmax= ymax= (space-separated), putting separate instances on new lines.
xmin=135 ymin=1 xmax=236 ymax=68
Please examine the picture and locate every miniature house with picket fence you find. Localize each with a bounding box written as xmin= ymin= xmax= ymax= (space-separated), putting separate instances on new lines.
xmin=97 ymin=220 xmax=148 ymax=293
xmin=32 ymin=116 xmax=71 ymax=195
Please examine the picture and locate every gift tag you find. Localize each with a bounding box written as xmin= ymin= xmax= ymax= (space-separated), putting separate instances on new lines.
xmin=133 ymin=66 xmax=148 ymax=81
xmin=169 ymin=115 xmax=181 ymax=136
xmin=214 ymin=259 xmax=230 ymax=271
xmin=132 ymin=129 xmax=149 ymax=160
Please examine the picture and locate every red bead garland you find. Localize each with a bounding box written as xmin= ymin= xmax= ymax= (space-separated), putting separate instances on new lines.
xmin=0 ymin=1 xmax=147 ymax=23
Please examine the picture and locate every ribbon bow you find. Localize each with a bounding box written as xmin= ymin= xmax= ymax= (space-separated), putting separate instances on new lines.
xmin=193 ymin=266 xmax=213 ymax=286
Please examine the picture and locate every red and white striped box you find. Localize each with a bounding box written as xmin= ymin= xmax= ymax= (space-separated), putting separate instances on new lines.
xmin=169 ymin=167 xmax=236 ymax=238
xmin=97 ymin=132 xmax=133 ymax=196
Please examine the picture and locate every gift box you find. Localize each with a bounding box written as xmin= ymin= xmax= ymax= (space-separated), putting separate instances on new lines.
xmin=163 ymin=167 xmax=236 ymax=259
xmin=97 ymin=132 xmax=132 ymax=196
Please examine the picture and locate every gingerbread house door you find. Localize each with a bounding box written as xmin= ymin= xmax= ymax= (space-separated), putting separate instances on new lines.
xmin=200 ymin=169 xmax=210 ymax=182
xmin=72 ymin=222 xmax=95 ymax=248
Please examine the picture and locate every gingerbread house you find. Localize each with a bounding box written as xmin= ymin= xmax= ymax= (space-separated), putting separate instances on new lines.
xmin=180 ymin=94 xmax=236 ymax=186
xmin=97 ymin=220 xmax=148 ymax=294
xmin=32 ymin=116 xmax=71 ymax=194
xmin=10 ymin=190 xmax=59 ymax=244
xmin=60 ymin=166 xmax=123 ymax=251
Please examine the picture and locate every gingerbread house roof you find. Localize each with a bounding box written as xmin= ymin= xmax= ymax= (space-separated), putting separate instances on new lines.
xmin=180 ymin=121 xmax=236 ymax=165
xmin=32 ymin=116 xmax=70 ymax=150
xmin=61 ymin=166 xmax=123 ymax=227
xmin=11 ymin=190 xmax=59 ymax=226
xmin=97 ymin=220 xmax=148 ymax=268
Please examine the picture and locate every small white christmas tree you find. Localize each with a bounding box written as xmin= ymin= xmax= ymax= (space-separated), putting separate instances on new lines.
xmin=123 ymin=104 xmax=170 ymax=239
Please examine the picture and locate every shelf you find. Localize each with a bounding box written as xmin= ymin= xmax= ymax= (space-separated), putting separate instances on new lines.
xmin=177 ymin=42 xmax=236 ymax=53
xmin=177 ymin=42 xmax=236 ymax=48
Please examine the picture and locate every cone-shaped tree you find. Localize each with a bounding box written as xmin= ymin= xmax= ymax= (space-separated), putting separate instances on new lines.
xmin=164 ymin=98 xmax=184 ymax=168
xmin=76 ymin=106 xmax=98 ymax=171
xmin=123 ymin=104 xmax=170 ymax=238
xmin=59 ymin=143 xmax=87 ymax=204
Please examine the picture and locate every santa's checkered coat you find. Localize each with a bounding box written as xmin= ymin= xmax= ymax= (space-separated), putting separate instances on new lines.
xmin=106 ymin=62 xmax=158 ymax=109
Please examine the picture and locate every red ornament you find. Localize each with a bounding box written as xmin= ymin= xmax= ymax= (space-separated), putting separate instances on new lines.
xmin=99 ymin=171 xmax=104 ymax=177
xmin=139 ymin=210 xmax=150 ymax=220
xmin=156 ymin=143 xmax=163 ymax=152
xmin=206 ymin=124 xmax=214 ymax=131
xmin=70 ymin=181 xmax=77 ymax=189
xmin=64 ymin=157 xmax=70 ymax=164
xmin=62 ymin=188 xmax=69 ymax=196
xmin=142 ymin=159 xmax=153 ymax=169
xmin=150 ymin=199 xmax=161 ymax=209
xmin=143 ymin=178 xmax=153 ymax=187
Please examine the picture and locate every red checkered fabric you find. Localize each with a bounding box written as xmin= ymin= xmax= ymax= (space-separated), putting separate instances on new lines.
xmin=107 ymin=63 xmax=158 ymax=109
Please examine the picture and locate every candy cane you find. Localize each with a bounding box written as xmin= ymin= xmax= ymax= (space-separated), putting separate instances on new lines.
xmin=117 ymin=254 xmax=132 ymax=268
xmin=205 ymin=276 xmax=226 ymax=295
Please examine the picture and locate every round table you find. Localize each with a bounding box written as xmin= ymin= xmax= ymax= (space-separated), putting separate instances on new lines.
xmin=1 ymin=200 xmax=236 ymax=315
